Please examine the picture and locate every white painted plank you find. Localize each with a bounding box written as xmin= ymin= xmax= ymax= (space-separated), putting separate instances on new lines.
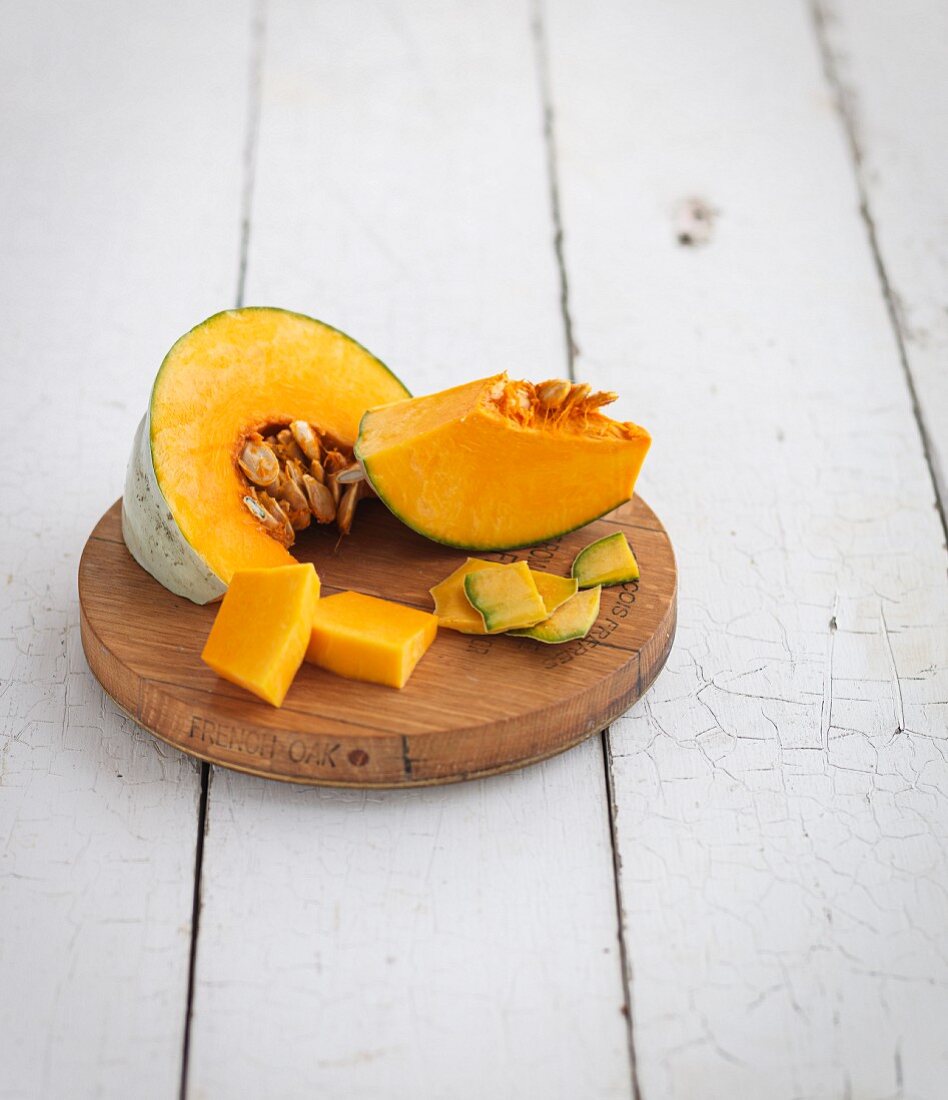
xmin=543 ymin=1 xmax=948 ymax=1097
xmin=187 ymin=2 xmax=633 ymax=1097
xmin=0 ymin=3 xmax=252 ymax=1096
xmin=817 ymin=0 xmax=948 ymax=512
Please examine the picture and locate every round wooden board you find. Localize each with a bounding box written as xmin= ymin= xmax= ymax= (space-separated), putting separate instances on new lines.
xmin=79 ymin=497 xmax=677 ymax=788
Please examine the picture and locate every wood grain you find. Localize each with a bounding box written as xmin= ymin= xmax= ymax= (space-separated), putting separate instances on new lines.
xmin=80 ymin=496 xmax=676 ymax=787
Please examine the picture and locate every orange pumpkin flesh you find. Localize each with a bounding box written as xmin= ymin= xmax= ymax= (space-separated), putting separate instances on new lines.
xmin=142 ymin=308 xmax=409 ymax=595
xmin=201 ymin=564 xmax=320 ymax=707
xmin=356 ymin=374 xmax=651 ymax=550
xmin=306 ymin=591 xmax=438 ymax=689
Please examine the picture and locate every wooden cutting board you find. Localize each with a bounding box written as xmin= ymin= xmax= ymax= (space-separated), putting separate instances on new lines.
xmin=79 ymin=496 xmax=677 ymax=787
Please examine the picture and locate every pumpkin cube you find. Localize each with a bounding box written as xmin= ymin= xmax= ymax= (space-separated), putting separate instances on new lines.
xmin=201 ymin=564 xmax=320 ymax=707
xmin=306 ymin=591 xmax=438 ymax=689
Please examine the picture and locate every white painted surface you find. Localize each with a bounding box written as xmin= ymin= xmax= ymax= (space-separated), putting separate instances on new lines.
xmin=544 ymin=1 xmax=948 ymax=1098
xmin=186 ymin=2 xmax=632 ymax=1098
xmin=2 ymin=1 xmax=946 ymax=1097
xmin=0 ymin=1 xmax=252 ymax=1096
xmin=819 ymin=0 xmax=948 ymax=509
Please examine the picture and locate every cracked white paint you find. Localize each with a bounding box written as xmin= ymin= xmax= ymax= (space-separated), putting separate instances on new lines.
xmin=819 ymin=0 xmax=948 ymax=512
xmin=0 ymin=2 xmax=252 ymax=1096
xmin=4 ymin=1 xmax=947 ymax=1097
xmin=544 ymin=0 xmax=948 ymax=1096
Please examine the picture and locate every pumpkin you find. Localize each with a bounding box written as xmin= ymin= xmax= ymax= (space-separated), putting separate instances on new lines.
xmin=429 ymin=558 xmax=578 ymax=634
xmin=510 ymin=586 xmax=602 ymax=644
xmin=429 ymin=558 xmax=504 ymax=633
xmin=201 ymin=564 xmax=320 ymax=707
xmin=463 ymin=561 xmax=548 ymax=634
xmin=355 ymin=374 xmax=650 ymax=550
xmin=571 ymin=532 xmax=639 ymax=588
xmin=306 ymin=591 xmax=437 ymax=688
xmin=122 ymin=308 xmax=409 ymax=603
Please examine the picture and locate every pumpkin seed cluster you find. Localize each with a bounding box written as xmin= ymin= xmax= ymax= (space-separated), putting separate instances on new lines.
xmin=487 ymin=377 xmax=634 ymax=438
xmin=238 ymin=421 xmax=369 ymax=547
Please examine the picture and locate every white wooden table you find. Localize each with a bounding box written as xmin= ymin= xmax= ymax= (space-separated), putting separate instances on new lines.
xmin=2 ymin=2 xmax=947 ymax=1097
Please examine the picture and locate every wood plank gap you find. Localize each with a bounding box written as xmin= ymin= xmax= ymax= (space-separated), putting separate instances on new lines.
xmin=530 ymin=0 xmax=577 ymax=382
xmin=178 ymin=762 xmax=211 ymax=1100
xmin=809 ymin=0 xmax=948 ymax=545
xmin=601 ymin=728 xmax=642 ymax=1100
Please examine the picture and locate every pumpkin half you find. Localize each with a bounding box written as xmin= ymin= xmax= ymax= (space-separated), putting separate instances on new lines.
xmin=123 ymin=308 xmax=409 ymax=603
xmin=355 ymin=374 xmax=650 ymax=550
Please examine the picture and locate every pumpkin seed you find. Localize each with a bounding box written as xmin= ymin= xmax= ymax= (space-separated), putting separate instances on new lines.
xmin=323 ymin=449 xmax=348 ymax=474
xmin=255 ymin=490 xmax=295 ymax=547
xmin=336 ymin=481 xmax=362 ymax=536
xmin=302 ymin=474 xmax=336 ymax=523
xmin=537 ymin=379 xmax=571 ymax=410
xmin=584 ymin=389 xmax=618 ymax=411
xmin=238 ymin=437 xmax=280 ymax=487
xmin=276 ymin=429 xmax=305 ymax=464
xmin=242 ymin=494 xmax=269 ymax=522
xmin=272 ymin=470 xmax=309 ymax=515
xmin=335 ymin=462 xmax=365 ymax=485
xmin=289 ymin=420 xmax=322 ymax=462
xmin=561 ymin=382 xmax=591 ymax=412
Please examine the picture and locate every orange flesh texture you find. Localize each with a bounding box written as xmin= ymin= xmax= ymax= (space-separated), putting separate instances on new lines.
xmin=357 ymin=374 xmax=651 ymax=550
xmin=201 ymin=564 xmax=320 ymax=707
xmin=463 ymin=561 xmax=548 ymax=634
xmin=150 ymin=308 xmax=409 ymax=584
xmin=530 ymin=571 xmax=578 ymax=615
xmin=306 ymin=591 xmax=438 ymax=689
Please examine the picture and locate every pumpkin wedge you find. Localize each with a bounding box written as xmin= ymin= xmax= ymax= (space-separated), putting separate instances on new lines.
xmin=463 ymin=562 xmax=548 ymax=634
xmin=355 ymin=374 xmax=650 ymax=550
xmin=429 ymin=560 xmax=577 ymax=633
xmin=572 ymin=531 xmax=640 ymax=588
xmin=123 ymin=308 xmax=409 ymax=603
xmin=429 ymin=557 xmax=504 ymax=633
xmin=510 ymin=586 xmax=602 ymax=644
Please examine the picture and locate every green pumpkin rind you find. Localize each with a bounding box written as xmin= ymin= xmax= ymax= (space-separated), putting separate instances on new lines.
xmin=570 ymin=532 xmax=640 ymax=589
xmin=510 ymin=586 xmax=602 ymax=644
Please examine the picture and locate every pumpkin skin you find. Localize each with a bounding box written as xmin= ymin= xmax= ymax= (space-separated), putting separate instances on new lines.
xmin=356 ymin=374 xmax=650 ymax=550
xmin=463 ymin=561 xmax=548 ymax=634
xmin=571 ymin=531 xmax=640 ymax=588
xmin=510 ymin=586 xmax=603 ymax=644
xmin=122 ymin=308 xmax=409 ymax=604
xmin=429 ymin=558 xmax=577 ymax=634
